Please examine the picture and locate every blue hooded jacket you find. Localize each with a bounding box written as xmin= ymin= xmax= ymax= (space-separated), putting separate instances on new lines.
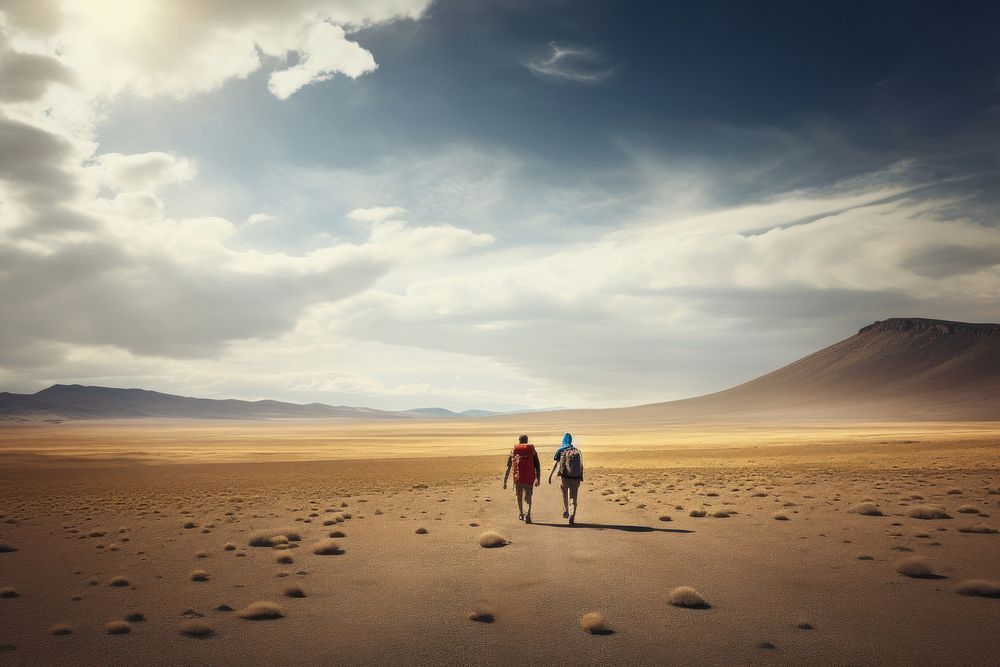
xmin=553 ymin=432 xmax=574 ymax=461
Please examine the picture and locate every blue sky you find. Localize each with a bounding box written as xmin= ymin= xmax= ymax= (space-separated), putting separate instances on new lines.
xmin=2 ymin=1 xmax=999 ymax=410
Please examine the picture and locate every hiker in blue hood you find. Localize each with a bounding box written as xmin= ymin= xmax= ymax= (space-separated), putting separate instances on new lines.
xmin=548 ymin=432 xmax=584 ymax=524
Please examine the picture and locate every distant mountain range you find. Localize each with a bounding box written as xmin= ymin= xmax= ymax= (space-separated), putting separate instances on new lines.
xmin=3 ymin=317 xmax=998 ymax=423
xmin=0 ymin=384 xmax=504 ymax=421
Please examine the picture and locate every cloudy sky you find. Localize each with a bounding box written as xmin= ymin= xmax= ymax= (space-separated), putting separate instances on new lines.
xmin=1 ymin=1 xmax=999 ymax=410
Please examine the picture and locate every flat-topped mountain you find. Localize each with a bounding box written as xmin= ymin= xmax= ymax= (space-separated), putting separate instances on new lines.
xmin=615 ymin=317 xmax=1000 ymax=422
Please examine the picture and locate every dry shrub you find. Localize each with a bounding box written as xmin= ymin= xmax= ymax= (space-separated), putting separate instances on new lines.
xmin=222 ymin=543 xmax=236 ymax=551
xmin=478 ymin=531 xmax=508 ymax=548
xmin=237 ymin=601 xmax=282 ymax=620
xmin=0 ymin=587 xmax=18 ymax=598
xmin=710 ymin=511 xmax=729 ymax=518
xmin=249 ymin=529 xmax=301 ymax=547
xmin=415 ymin=528 xmax=429 ymax=534
xmin=310 ymin=539 xmax=344 ymax=555
xmin=0 ymin=542 xmax=16 ymax=553
xmin=579 ymin=612 xmax=607 ymax=634
xmin=328 ymin=531 xmax=346 ymax=538
xmin=773 ymin=513 xmax=789 ymax=521
xmin=108 ymin=576 xmax=129 ymax=587
xmin=658 ymin=515 xmax=672 ymax=522
xmin=283 ymin=585 xmax=306 ymax=598
xmin=124 ymin=611 xmax=145 ymax=622
xmin=178 ymin=620 xmax=213 ymax=637
xmin=955 ymin=579 xmax=1000 ymax=598
xmin=957 ymin=505 xmax=980 ymax=514
xmin=105 ymin=620 xmax=131 ymax=634
xmin=896 ymin=556 xmax=936 ymax=578
xmin=51 ymin=624 xmax=73 ymax=635
xmin=190 ymin=570 xmax=210 ymax=582
xmin=668 ymin=586 xmax=709 ymax=608
xmin=848 ymin=502 xmax=882 ymax=516
xmin=908 ymin=505 xmax=951 ymax=520
xmin=689 ymin=510 xmax=706 ymax=518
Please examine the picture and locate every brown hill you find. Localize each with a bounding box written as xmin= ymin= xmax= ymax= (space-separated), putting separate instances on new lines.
xmin=526 ymin=318 xmax=1000 ymax=424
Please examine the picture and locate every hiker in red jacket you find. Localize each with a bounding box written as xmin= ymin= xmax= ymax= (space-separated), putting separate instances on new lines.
xmin=503 ymin=434 xmax=541 ymax=523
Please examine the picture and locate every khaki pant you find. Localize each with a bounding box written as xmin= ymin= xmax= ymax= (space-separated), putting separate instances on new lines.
xmin=560 ymin=477 xmax=581 ymax=515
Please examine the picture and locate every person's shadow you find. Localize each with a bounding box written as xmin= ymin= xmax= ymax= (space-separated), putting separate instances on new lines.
xmin=533 ymin=522 xmax=693 ymax=533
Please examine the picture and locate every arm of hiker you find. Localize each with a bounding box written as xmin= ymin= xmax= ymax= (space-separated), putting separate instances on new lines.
xmin=503 ymin=455 xmax=511 ymax=489
xmin=533 ymin=451 xmax=541 ymax=487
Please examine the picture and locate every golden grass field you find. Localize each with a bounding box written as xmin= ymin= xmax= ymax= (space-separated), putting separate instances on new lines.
xmin=0 ymin=419 xmax=998 ymax=665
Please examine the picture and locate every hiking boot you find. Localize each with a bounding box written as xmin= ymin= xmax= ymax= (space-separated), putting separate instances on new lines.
xmin=562 ymin=510 xmax=569 ymax=518
xmin=568 ymin=514 xmax=575 ymax=525
xmin=525 ymin=514 xmax=532 ymax=524
xmin=518 ymin=513 xmax=525 ymax=521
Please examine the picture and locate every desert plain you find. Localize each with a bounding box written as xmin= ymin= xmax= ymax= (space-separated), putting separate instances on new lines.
xmin=0 ymin=418 xmax=998 ymax=666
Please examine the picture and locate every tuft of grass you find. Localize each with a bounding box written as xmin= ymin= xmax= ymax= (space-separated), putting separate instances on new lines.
xmin=415 ymin=527 xmax=429 ymax=535
xmin=658 ymin=515 xmax=672 ymax=522
xmin=957 ymin=524 xmax=998 ymax=534
xmin=579 ymin=612 xmax=608 ymax=634
xmin=668 ymin=586 xmax=710 ymax=608
xmin=710 ymin=511 xmax=729 ymax=518
xmin=467 ymin=605 xmax=495 ymax=623
xmin=178 ymin=620 xmax=213 ymax=637
xmin=896 ymin=556 xmax=938 ymax=578
xmin=237 ymin=601 xmax=283 ymax=620
xmin=190 ymin=570 xmax=210 ymax=582
xmin=957 ymin=505 xmax=980 ymax=514
xmin=908 ymin=505 xmax=950 ymax=520
xmin=328 ymin=531 xmax=346 ymax=538
xmin=310 ymin=539 xmax=344 ymax=555
xmin=105 ymin=620 xmax=131 ymax=635
xmin=0 ymin=542 xmax=16 ymax=553
xmin=283 ymin=585 xmax=306 ymax=598
xmin=124 ymin=611 xmax=145 ymax=622
xmin=955 ymin=579 xmax=1000 ymax=598
xmin=222 ymin=543 xmax=236 ymax=551
xmin=248 ymin=529 xmax=302 ymax=547
xmin=0 ymin=587 xmax=18 ymax=598
xmin=848 ymin=502 xmax=882 ymax=516
xmin=688 ymin=510 xmax=706 ymax=518
xmin=108 ymin=576 xmax=129 ymax=587
xmin=51 ymin=624 xmax=73 ymax=636
xmin=478 ymin=531 xmax=508 ymax=548
xmin=773 ymin=513 xmax=789 ymax=521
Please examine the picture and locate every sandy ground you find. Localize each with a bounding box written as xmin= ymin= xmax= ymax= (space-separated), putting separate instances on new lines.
xmin=0 ymin=421 xmax=998 ymax=666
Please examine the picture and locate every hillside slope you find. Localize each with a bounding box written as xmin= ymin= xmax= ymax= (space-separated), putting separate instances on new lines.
xmin=625 ymin=317 xmax=1000 ymax=421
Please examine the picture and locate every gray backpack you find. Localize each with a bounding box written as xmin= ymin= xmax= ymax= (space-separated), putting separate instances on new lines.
xmin=560 ymin=448 xmax=582 ymax=478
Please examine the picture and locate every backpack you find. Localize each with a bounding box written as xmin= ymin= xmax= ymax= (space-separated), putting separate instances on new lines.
xmin=511 ymin=443 xmax=536 ymax=484
xmin=560 ymin=447 xmax=583 ymax=479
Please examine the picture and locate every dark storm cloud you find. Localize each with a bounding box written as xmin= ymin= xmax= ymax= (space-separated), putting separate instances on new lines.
xmin=0 ymin=115 xmax=79 ymax=206
xmin=903 ymin=245 xmax=1000 ymax=279
xmin=0 ymin=49 xmax=74 ymax=102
